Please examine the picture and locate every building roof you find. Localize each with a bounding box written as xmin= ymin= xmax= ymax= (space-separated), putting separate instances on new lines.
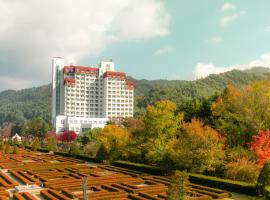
xmin=103 ymin=71 xmax=126 ymax=79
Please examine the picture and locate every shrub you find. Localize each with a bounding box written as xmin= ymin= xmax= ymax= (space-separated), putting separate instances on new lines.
xmin=83 ymin=142 xmax=100 ymax=157
xmin=4 ymin=143 xmax=10 ymax=154
xmin=22 ymin=140 xmax=30 ymax=148
xmin=224 ymin=157 xmax=261 ymax=183
xmin=69 ymin=142 xmax=81 ymax=155
xmin=0 ymin=141 xmax=3 ymax=150
xmin=59 ymin=131 xmax=77 ymax=142
xmin=47 ymin=137 xmax=58 ymax=152
xmin=13 ymin=145 xmax=19 ymax=154
xmin=258 ymin=160 xmax=270 ymax=190
xmin=167 ymin=170 xmax=189 ymax=200
xmin=31 ymin=138 xmax=40 ymax=151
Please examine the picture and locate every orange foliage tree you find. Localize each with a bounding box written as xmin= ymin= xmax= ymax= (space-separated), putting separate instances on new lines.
xmin=168 ymin=119 xmax=225 ymax=172
xmin=249 ymin=129 xmax=270 ymax=165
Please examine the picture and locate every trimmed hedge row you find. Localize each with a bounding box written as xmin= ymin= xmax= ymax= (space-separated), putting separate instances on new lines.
xmin=265 ymin=186 xmax=270 ymax=200
xmin=112 ymin=160 xmax=165 ymax=175
xmin=25 ymin=146 xmax=102 ymax=163
xmin=112 ymin=160 xmax=258 ymax=196
xmin=188 ymin=173 xmax=257 ymax=196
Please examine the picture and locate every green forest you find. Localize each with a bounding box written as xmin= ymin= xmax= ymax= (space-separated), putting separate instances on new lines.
xmin=0 ymin=67 xmax=269 ymax=126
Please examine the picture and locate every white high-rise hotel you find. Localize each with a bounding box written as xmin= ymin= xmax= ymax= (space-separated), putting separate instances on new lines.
xmin=52 ymin=57 xmax=134 ymax=133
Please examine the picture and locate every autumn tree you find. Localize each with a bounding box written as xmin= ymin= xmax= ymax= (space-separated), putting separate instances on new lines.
xmin=96 ymin=124 xmax=129 ymax=161
xmin=168 ymin=119 xmax=225 ymax=172
xmin=249 ymin=130 xmax=270 ymax=165
xmin=1 ymin=124 xmax=11 ymax=139
xmin=59 ymin=131 xmax=77 ymax=142
xmin=21 ymin=117 xmax=50 ymax=138
xmin=123 ymin=117 xmax=145 ymax=133
xmin=143 ymin=100 xmax=184 ymax=164
xmin=211 ymin=81 xmax=270 ymax=146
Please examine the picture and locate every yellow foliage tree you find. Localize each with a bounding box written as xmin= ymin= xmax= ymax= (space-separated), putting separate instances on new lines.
xmin=212 ymin=80 xmax=270 ymax=146
xmin=143 ymin=100 xmax=184 ymax=164
xmin=96 ymin=124 xmax=129 ymax=161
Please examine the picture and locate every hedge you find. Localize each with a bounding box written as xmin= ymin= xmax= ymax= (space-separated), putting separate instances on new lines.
xmin=112 ymin=160 xmax=258 ymax=196
xmin=188 ymin=173 xmax=257 ymax=196
xmin=265 ymin=186 xmax=270 ymax=200
xmin=112 ymin=160 xmax=165 ymax=175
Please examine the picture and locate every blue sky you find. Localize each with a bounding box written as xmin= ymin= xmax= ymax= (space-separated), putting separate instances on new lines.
xmin=0 ymin=0 xmax=270 ymax=91
xmin=85 ymin=1 xmax=270 ymax=80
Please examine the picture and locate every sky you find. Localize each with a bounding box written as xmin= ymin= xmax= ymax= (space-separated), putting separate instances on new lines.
xmin=1 ymin=0 xmax=270 ymax=91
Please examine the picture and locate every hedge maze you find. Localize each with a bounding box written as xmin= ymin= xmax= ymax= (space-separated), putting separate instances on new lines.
xmin=0 ymin=150 xmax=231 ymax=199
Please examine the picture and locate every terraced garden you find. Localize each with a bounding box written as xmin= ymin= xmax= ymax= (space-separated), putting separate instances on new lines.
xmin=0 ymin=149 xmax=233 ymax=199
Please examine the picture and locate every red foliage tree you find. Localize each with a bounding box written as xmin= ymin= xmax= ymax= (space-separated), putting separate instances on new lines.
xmin=59 ymin=131 xmax=77 ymax=142
xmin=249 ymin=129 xmax=270 ymax=165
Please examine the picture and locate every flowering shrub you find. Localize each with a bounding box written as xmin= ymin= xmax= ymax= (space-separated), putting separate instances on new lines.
xmin=59 ymin=131 xmax=77 ymax=142
xmin=249 ymin=129 xmax=270 ymax=165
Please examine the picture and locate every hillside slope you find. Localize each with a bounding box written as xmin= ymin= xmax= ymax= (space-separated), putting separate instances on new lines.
xmin=0 ymin=67 xmax=269 ymax=125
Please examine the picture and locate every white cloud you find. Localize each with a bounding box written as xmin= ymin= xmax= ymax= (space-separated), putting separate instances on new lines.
xmin=0 ymin=0 xmax=170 ymax=91
xmin=204 ymin=36 xmax=223 ymax=45
xmin=192 ymin=52 xmax=270 ymax=80
xmin=155 ymin=45 xmax=175 ymax=55
xmin=220 ymin=11 xmax=246 ymax=27
xmin=221 ymin=3 xmax=237 ymax=11
xmin=0 ymin=76 xmax=39 ymax=91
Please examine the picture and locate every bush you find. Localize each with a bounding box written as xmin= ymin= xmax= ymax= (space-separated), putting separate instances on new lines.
xmin=83 ymin=142 xmax=100 ymax=157
xmin=13 ymin=145 xmax=19 ymax=154
xmin=224 ymin=157 xmax=261 ymax=183
xmin=0 ymin=141 xmax=3 ymax=150
xmin=69 ymin=142 xmax=81 ymax=155
xmin=31 ymin=138 xmax=40 ymax=151
xmin=167 ymin=170 xmax=189 ymax=200
xmin=258 ymin=160 xmax=270 ymax=190
xmin=47 ymin=137 xmax=58 ymax=152
xmin=4 ymin=143 xmax=10 ymax=154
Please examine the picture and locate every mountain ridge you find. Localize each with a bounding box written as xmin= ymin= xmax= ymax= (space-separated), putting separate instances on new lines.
xmin=0 ymin=67 xmax=269 ymax=126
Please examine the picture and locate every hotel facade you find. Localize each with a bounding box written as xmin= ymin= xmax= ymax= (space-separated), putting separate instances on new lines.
xmin=51 ymin=57 xmax=134 ymax=133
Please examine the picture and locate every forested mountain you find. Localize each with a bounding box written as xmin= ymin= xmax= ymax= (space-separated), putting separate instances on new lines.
xmin=0 ymin=67 xmax=269 ymax=126
xmin=0 ymin=85 xmax=51 ymax=125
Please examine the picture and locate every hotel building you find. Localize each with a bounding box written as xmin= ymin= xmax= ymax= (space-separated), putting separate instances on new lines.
xmin=51 ymin=57 xmax=134 ymax=133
